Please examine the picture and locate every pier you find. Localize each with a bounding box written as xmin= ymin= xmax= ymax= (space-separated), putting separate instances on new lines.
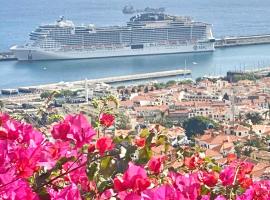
xmin=1 ymin=69 xmax=191 ymax=94
xmin=36 ymin=69 xmax=191 ymax=90
xmin=215 ymin=34 xmax=270 ymax=48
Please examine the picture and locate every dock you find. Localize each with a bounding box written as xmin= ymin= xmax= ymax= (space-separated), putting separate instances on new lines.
xmin=215 ymin=34 xmax=270 ymax=48
xmin=0 ymin=69 xmax=191 ymax=95
xmin=35 ymin=69 xmax=192 ymax=90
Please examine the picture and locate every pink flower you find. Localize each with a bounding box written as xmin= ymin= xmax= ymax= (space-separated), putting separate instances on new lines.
xmin=239 ymin=177 xmax=253 ymax=189
xmin=48 ymin=184 xmax=82 ymax=200
xmin=237 ymin=180 xmax=270 ymax=200
xmin=219 ymin=166 xmax=235 ymax=186
xmin=114 ymin=162 xmax=150 ymax=193
xmin=100 ymin=189 xmax=114 ymax=200
xmin=88 ymin=143 xmax=95 ymax=153
xmin=201 ymin=195 xmax=210 ymax=200
xmin=239 ymin=161 xmax=254 ymax=174
xmin=99 ymin=113 xmax=115 ymax=127
xmin=134 ymin=137 xmax=146 ymax=147
xmin=143 ymin=185 xmax=181 ymax=200
xmin=0 ymin=179 xmax=39 ymax=200
xmin=14 ymin=147 xmax=42 ymax=178
xmin=117 ymin=192 xmax=141 ymax=200
xmin=198 ymin=171 xmax=218 ymax=187
xmin=51 ymin=121 xmax=70 ymax=140
xmin=62 ymin=159 xmax=91 ymax=192
xmin=96 ymin=137 xmax=114 ymax=156
xmin=51 ymin=113 xmax=95 ymax=148
xmin=215 ymin=195 xmax=227 ymax=200
xmin=174 ymin=173 xmax=201 ymax=200
xmin=147 ymin=156 xmax=165 ymax=174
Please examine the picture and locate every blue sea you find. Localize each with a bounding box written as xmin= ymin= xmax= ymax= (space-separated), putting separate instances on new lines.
xmin=1 ymin=0 xmax=270 ymax=89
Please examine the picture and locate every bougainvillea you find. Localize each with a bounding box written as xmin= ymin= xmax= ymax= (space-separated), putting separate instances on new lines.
xmin=0 ymin=108 xmax=269 ymax=200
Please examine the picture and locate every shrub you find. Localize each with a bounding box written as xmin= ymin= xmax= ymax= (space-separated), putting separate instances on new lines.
xmin=0 ymin=108 xmax=269 ymax=199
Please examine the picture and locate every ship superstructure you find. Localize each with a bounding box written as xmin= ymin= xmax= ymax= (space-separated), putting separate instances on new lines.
xmin=11 ymin=13 xmax=215 ymax=61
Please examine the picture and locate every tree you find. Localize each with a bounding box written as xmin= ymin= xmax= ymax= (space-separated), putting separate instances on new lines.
xmin=131 ymin=87 xmax=136 ymax=93
xmin=166 ymin=80 xmax=176 ymax=87
xmin=223 ymin=93 xmax=229 ymax=101
xmin=195 ymin=77 xmax=203 ymax=83
xmin=40 ymin=91 xmax=51 ymax=99
xmin=144 ymin=87 xmax=149 ymax=93
xmin=116 ymin=112 xmax=131 ymax=130
xmin=183 ymin=116 xmax=218 ymax=138
xmin=245 ymin=112 xmax=263 ymax=124
xmin=154 ymin=83 xmax=166 ymax=90
xmin=263 ymin=103 xmax=270 ymax=120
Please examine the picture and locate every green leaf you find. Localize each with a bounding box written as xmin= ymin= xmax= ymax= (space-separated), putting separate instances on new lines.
xmin=146 ymin=132 xmax=155 ymax=146
xmin=138 ymin=147 xmax=152 ymax=164
xmin=156 ymin=135 xmax=168 ymax=146
xmin=87 ymin=162 xmax=98 ymax=181
xmin=212 ymin=165 xmax=222 ymax=173
xmin=97 ymin=180 xmax=113 ymax=193
xmin=140 ymin=129 xmax=150 ymax=138
xmin=201 ymin=185 xmax=210 ymax=195
xmin=100 ymin=156 xmax=112 ymax=170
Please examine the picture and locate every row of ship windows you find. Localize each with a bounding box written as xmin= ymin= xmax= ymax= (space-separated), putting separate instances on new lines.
xmin=43 ymin=32 xmax=206 ymax=38
xmin=35 ymin=27 xmax=207 ymax=34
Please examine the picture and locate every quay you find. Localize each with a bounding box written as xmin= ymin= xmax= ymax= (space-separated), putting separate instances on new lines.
xmin=35 ymin=69 xmax=191 ymax=90
xmin=1 ymin=69 xmax=191 ymax=94
xmin=215 ymin=34 xmax=270 ymax=48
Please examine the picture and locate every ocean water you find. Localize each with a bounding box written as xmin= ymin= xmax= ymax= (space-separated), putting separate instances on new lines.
xmin=0 ymin=0 xmax=270 ymax=89
xmin=1 ymin=44 xmax=270 ymax=89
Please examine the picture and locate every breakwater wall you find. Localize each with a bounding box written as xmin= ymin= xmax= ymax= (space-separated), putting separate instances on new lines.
xmin=1 ymin=69 xmax=191 ymax=94
xmin=215 ymin=34 xmax=270 ymax=48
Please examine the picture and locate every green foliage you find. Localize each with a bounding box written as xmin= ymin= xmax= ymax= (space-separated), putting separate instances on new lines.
xmin=234 ymin=73 xmax=259 ymax=82
xmin=183 ymin=116 xmax=218 ymax=138
xmin=153 ymin=82 xmax=166 ymax=90
xmin=47 ymin=114 xmax=63 ymax=124
xmin=166 ymin=80 xmax=176 ymax=87
xmin=144 ymin=87 xmax=149 ymax=93
xmin=196 ymin=77 xmax=204 ymax=83
xmin=54 ymin=89 xmax=78 ymax=98
xmin=40 ymin=91 xmax=52 ymax=99
xmin=245 ymin=112 xmax=263 ymax=124
xmin=178 ymin=79 xmax=193 ymax=84
xmin=223 ymin=93 xmax=229 ymax=101
xmin=116 ymin=112 xmax=131 ymax=130
xmin=245 ymin=139 xmax=262 ymax=148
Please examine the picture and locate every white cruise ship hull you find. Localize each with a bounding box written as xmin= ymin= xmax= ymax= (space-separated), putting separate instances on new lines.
xmin=11 ymin=43 xmax=214 ymax=61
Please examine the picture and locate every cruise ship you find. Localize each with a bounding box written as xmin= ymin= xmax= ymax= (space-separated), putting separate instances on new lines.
xmin=11 ymin=13 xmax=215 ymax=61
